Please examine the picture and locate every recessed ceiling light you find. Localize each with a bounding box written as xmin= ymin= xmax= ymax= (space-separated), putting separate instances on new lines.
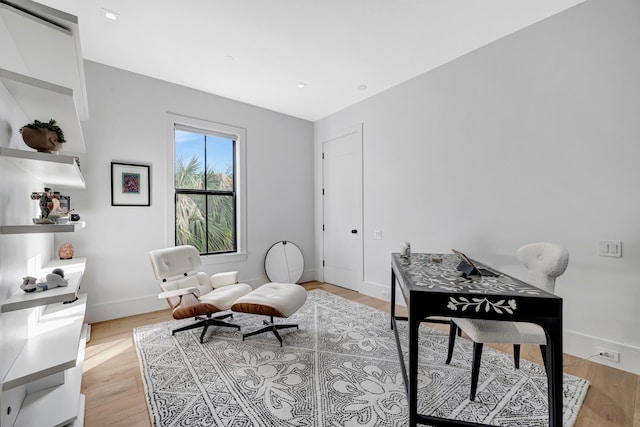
xmin=102 ymin=8 xmax=119 ymax=21
xmin=297 ymin=82 xmax=307 ymax=89
xmin=358 ymin=84 xmax=368 ymax=91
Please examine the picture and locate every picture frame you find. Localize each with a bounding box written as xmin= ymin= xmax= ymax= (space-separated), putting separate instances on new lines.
xmin=111 ymin=162 xmax=150 ymax=206
xmin=59 ymin=195 xmax=71 ymax=213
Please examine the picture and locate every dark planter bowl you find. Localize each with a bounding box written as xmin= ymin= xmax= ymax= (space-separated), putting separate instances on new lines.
xmin=21 ymin=127 xmax=62 ymax=153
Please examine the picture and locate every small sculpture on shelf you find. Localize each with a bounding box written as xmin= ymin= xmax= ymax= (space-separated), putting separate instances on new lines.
xmin=20 ymin=268 xmax=68 ymax=293
xmin=20 ymin=276 xmax=37 ymax=292
xmin=30 ymin=188 xmax=70 ymax=224
xmin=19 ymin=119 xmax=66 ymax=153
xmin=30 ymin=188 xmax=53 ymax=223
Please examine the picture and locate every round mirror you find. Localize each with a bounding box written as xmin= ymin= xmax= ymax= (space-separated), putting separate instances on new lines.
xmin=264 ymin=241 xmax=304 ymax=283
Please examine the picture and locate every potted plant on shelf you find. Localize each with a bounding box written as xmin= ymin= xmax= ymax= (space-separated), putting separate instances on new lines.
xmin=19 ymin=119 xmax=66 ymax=153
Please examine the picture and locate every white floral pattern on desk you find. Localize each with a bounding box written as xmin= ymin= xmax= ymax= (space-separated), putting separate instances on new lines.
xmin=397 ymin=253 xmax=542 ymax=295
xmin=447 ymin=296 xmax=518 ymax=314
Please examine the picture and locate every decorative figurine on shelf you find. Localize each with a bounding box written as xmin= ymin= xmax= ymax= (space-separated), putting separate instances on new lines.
xmin=48 ymin=191 xmax=67 ymax=220
xmin=19 ymin=119 xmax=66 ymax=153
xmin=58 ymin=243 xmax=74 ymax=260
xmin=20 ymin=268 xmax=68 ymax=293
xmin=30 ymin=187 xmax=53 ymax=223
xmin=20 ymin=276 xmax=37 ymax=293
xmin=30 ymin=188 xmax=70 ymax=224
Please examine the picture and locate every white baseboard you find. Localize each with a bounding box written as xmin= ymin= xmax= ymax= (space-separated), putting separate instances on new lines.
xmin=86 ymin=294 xmax=167 ymax=324
xmin=300 ymin=269 xmax=317 ymax=284
xmin=359 ymin=282 xmax=640 ymax=375
xmin=564 ymin=330 xmax=640 ymax=375
xmin=359 ymin=280 xmax=407 ymax=306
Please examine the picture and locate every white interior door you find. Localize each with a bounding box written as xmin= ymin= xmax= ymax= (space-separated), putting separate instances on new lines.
xmin=322 ymin=125 xmax=362 ymax=291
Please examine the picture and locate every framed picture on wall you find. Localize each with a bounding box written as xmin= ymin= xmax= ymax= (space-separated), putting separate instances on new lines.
xmin=111 ymin=162 xmax=151 ymax=206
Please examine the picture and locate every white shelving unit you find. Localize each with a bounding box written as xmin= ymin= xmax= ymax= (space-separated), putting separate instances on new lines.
xmin=0 ymin=221 xmax=86 ymax=236
xmin=1 ymin=258 xmax=86 ymax=313
xmin=1 ymin=262 xmax=88 ymax=427
xmin=2 ymin=294 xmax=87 ymax=391
xmin=12 ymin=322 xmax=88 ymax=427
xmin=0 ymin=147 xmax=85 ymax=188
xmin=0 ymin=0 xmax=89 ymax=121
xmin=0 ymin=147 xmax=86 ymax=233
xmin=0 ymin=69 xmax=85 ymax=153
xmin=0 ymin=1 xmax=90 ymax=426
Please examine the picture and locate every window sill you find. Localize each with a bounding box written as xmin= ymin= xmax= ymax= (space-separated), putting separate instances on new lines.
xmin=201 ymin=252 xmax=247 ymax=265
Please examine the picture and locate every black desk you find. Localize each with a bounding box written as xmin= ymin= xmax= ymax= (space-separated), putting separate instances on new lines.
xmin=390 ymin=253 xmax=563 ymax=427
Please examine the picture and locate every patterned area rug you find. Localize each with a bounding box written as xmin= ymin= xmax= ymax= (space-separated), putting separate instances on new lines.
xmin=133 ymin=289 xmax=589 ymax=426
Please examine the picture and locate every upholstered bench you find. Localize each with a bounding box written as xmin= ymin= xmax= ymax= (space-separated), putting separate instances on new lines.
xmin=231 ymin=282 xmax=307 ymax=346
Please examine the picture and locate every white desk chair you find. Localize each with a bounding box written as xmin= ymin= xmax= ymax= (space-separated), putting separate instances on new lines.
xmin=445 ymin=242 xmax=569 ymax=401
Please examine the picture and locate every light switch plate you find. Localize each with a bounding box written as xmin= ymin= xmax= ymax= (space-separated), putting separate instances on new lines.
xmin=599 ymin=240 xmax=622 ymax=257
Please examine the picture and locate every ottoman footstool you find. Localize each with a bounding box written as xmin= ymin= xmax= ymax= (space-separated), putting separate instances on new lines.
xmin=231 ymin=282 xmax=307 ymax=346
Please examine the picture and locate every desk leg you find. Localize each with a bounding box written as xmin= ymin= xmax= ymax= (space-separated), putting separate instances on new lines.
xmin=408 ymin=305 xmax=419 ymax=427
xmin=390 ymin=269 xmax=396 ymax=330
xmin=541 ymin=318 xmax=563 ymax=427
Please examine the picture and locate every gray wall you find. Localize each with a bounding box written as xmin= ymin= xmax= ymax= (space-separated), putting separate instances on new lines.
xmin=314 ymin=0 xmax=640 ymax=373
xmin=59 ymin=61 xmax=315 ymax=323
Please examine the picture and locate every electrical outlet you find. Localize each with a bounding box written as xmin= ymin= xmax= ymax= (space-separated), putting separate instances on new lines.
xmin=382 ymin=290 xmax=390 ymax=298
xmin=597 ymin=347 xmax=620 ymax=362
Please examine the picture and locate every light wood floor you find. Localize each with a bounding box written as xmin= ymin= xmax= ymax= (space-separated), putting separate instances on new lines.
xmin=81 ymin=282 xmax=640 ymax=426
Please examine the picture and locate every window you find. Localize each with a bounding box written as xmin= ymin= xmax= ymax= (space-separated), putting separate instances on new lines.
xmin=169 ymin=115 xmax=246 ymax=260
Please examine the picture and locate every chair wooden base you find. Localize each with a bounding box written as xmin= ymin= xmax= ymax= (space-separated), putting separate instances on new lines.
xmin=241 ymin=316 xmax=299 ymax=347
xmin=172 ymin=312 xmax=240 ymax=343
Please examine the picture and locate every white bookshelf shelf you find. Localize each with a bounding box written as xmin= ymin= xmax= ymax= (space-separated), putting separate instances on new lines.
xmin=2 ymin=293 xmax=87 ymax=392
xmin=1 ymin=258 xmax=86 ymax=313
xmin=0 ymin=0 xmax=89 ymax=121
xmin=0 ymin=221 xmax=86 ymax=236
xmin=0 ymin=69 xmax=85 ymax=153
xmin=13 ymin=325 xmax=87 ymax=427
xmin=0 ymin=146 xmax=85 ymax=188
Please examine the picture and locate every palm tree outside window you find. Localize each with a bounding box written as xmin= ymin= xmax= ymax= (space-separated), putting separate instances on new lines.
xmin=174 ymin=126 xmax=236 ymax=254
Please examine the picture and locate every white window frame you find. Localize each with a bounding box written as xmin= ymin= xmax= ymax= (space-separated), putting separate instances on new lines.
xmin=166 ymin=113 xmax=247 ymax=263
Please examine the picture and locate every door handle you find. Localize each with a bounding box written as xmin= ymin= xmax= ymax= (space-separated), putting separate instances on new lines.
xmin=351 ymin=229 xmax=358 ymax=234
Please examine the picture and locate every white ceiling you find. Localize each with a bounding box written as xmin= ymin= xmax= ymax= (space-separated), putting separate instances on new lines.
xmin=38 ymin=0 xmax=585 ymax=122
